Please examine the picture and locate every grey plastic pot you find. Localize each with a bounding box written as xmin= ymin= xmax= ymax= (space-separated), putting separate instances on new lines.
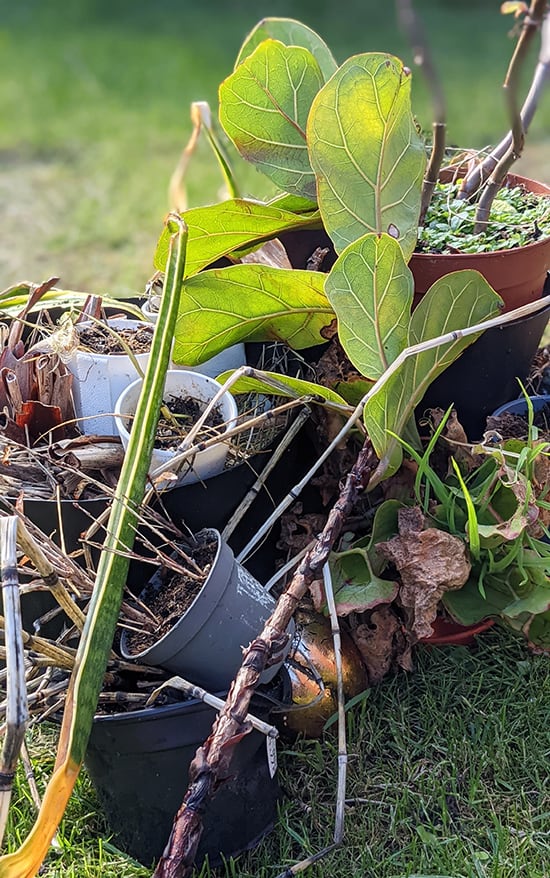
xmin=120 ymin=528 xmax=293 ymax=691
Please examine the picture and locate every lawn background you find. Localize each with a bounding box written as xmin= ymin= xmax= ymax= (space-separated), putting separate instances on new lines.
xmin=1 ymin=0 xmax=550 ymax=294
xmin=2 ymin=2 xmax=550 ymax=876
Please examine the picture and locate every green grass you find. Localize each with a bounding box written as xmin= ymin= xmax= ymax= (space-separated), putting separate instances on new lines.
xmin=9 ymin=628 xmax=550 ymax=878
xmin=1 ymin=0 xmax=550 ymax=294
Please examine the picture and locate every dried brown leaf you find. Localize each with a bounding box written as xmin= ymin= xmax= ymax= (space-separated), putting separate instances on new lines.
xmin=350 ymin=606 xmax=412 ymax=685
xmin=377 ymin=507 xmax=471 ymax=639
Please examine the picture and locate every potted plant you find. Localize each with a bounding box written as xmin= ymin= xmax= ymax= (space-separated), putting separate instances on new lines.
xmin=4 ymin=8 xmax=550 ymax=876
xmin=119 ymin=526 xmax=292 ymax=691
xmin=148 ymin=6 xmax=550 ymax=437
xmin=114 ymin=368 xmax=238 ymax=489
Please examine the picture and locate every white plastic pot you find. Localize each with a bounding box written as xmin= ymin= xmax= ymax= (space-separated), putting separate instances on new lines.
xmin=140 ymin=299 xmax=246 ymax=378
xmin=114 ymin=369 xmax=238 ymax=488
xmin=68 ymin=319 xmax=153 ymax=436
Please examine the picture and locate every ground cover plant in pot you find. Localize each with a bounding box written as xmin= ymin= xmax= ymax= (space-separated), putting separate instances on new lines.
xmin=2 ymin=8 xmax=550 ymax=878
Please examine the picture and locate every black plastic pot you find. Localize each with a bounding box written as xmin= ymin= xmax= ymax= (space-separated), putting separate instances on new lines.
xmin=0 ymin=496 xmax=108 ymax=637
xmin=417 ymin=293 xmax=550 ymax=440
xmin=85 ymin=692 xmax=281 ymax=868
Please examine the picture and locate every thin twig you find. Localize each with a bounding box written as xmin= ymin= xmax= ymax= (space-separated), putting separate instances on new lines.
xmin=472 ymin=1 xmax=548 ymax=229
xmin=323 ymin=562 xmax=347 ymax=844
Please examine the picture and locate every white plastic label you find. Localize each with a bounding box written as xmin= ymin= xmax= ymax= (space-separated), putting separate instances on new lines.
xmin=266 ymin=735 xmax=278 ymax=778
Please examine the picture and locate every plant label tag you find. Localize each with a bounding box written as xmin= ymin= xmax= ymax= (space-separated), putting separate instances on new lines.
xmin=266 ymin=736 xmax=278 ymax=778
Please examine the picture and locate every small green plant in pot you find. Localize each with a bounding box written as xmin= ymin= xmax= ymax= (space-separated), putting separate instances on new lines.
xmin=325 ymin=403 xmax=550 ymax=652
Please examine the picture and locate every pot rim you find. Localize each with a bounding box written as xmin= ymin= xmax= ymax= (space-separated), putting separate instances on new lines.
xmin=74 ymin=318 xmax=154 ymax=360
xmin=114 ymin=369 xmax=238 ymax=448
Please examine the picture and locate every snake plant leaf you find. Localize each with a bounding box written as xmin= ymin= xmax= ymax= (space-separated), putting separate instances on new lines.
xmin=235 ymin=17 xmax=338 ymax=81
xmin=216 ymin=370 xmax=348 ymax=407
xmin=219 ymin=40 xmax=324 ymax=199
xmin=364 ymin=270 xmax=503 ymax=485
xmin=325 ymin=233 xmax=413 ymax=379
xmin=173 ymin=264 xmax=334 ymax=365
xmin=307 ymin=53 xmax=426 ymax=258
xmin=0 ymin=222 xmax=188 ymax=878
xmin=154 ymin=199 xmax=320 ymax=275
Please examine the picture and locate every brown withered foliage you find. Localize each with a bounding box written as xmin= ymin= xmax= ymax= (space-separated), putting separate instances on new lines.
xmin=377 ymin=506 xmax=471 ymax=640
xmin=350 ymin=606 xmax=413 ymax=685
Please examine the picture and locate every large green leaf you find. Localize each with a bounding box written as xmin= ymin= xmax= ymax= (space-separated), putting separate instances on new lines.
xmin=364 ymin=270 xmax=503 ymax=484
xmin=307 ymin=53 xmax=426 ymax=258
xmin=330 ymin=549 xmax=398 ymax=616
xmin=154 ymin=200 xmax=320 ymax=275
xmin=219 ymin=40 xmax=324 ymax=199
xmin=235 ymin=17 xmax=338 ymax=81
xmin=216 ymin=370 xmax=348 ymax=407
xmin=173 ymin=264 xmax=334 ymax=365
xmin=324 ymin=233 xmax=413 ymax=379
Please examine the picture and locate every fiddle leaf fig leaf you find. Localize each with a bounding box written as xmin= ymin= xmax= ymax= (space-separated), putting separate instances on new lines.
xmin=173 ymin=264 xmax=334 ymax=365
xmin=216 ymin=370 xmax=348 ymax=406
xmin=219 ymin=40 xmax=324 ymax=199
xmin=325 ymin=233 xmax=413 ymax=379
xmin=235 ymin=17 xmax=338 ymax=81
xmin=307 ymin=53 xmax=426 ymax=258
xmin=154 ymin=200 xmax=320 ymax=275
xmin=364 ymin=270 xmax=503 ymax=484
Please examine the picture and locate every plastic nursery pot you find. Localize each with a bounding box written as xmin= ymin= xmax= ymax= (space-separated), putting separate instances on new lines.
xmin=491 ymin=393 xmax=550 ymax=421
xmin=409 ymin=173 xmax=550 ymax=313
xmin=67 ymin=319 xmax=153 ymax=436
xmin=85 ymin=691 xmax=281 ymax=868
xmin=0 ymin=495 xmax=108 ymax=638
xmin=120 ymin=528 xmax=292 ymax=691
xmin=417 ymin=290 xmax=550 ymax=440
xmin=419 ymin=616 xmax=495 ymax=647
xmin=140 ymin=298 xmax=247 ymax=377
xmin=114 ymin=369 xmax=238 ymax=489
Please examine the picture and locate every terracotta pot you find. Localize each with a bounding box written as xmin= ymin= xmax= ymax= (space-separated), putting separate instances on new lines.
xmin=420 ymin=615 xmax=495 ymax=647
xmin=409 ymin=173 xmax=550 ymax=313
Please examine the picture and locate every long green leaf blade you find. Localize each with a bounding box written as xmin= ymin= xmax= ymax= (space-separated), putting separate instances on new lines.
xmin=307 ymin=53 xmax=426 ymax=258
xmin=324 ymin=233 xmax=413 ymax=378
xmin=154 ymin=200 xmax=320 ymax=275
xmin=0 ymin=221 xmax=188 ymax=878
xmin=220 ymin=40 xmax=324 ymax=199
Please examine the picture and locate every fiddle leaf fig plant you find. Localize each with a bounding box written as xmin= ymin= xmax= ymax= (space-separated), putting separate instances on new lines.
xmin=172 ymin=263 xmax=335 ymax=365
xmin=153 ymin=198 xmax=320 ymax=278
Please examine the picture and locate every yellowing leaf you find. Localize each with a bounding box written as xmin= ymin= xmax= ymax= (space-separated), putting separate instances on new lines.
xmin=220 ymin=40 xmax=324 ymax=199
xmin=307 ymin=53 xmax=425 ymax=258
xmin=173 ymin=264 xmax=334 ymax=365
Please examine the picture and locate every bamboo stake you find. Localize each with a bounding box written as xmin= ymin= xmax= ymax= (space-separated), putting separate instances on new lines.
xmin=15 ymin=520 xmax=85 ymax=631
xmin=323 ymin=562 xmax=347 ymax=844
xmin=146 ymin=677 xmax=280 ymax=740
xmin=222 ymin=406 xmax=311 ymax=542
xmin=0 ymin=516 xmax=28 ymax=845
